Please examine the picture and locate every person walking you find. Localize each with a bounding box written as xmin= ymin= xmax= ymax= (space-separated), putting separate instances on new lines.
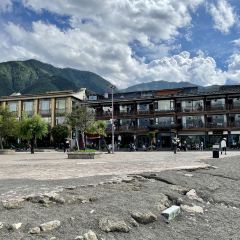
xmin=220 ymin=138 xmax=227 ymax=155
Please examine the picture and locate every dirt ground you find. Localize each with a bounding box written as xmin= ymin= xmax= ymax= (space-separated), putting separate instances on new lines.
xmin=0 ymin=152 xmax=240 ymax=239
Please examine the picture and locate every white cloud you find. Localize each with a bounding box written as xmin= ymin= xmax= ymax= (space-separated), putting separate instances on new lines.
xmin=1 ymin=0 xmax=240 ymax=89
xmin=232 ymin=38 xmax=240 ymax=46
xmin=0 ymin=0 xmax=12 ymax=12
xmin=207 ymin=0 xmax=236 ymax=34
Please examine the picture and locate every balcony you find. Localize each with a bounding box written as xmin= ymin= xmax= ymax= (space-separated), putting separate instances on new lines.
xmin=206 ymin=122 xmax=227 ymax=129
xmin=228 ymin=121 xmax=240 ymax=128
xmin=154 ymin=108 xmax=175 ymax=113
xmin=206 ymin=105 xmax=226 ymax=111
xmin=118 ymin=110 xmax=136 ymax=117
xmin=181 ymin=106 xmax=204 ymax=113
xmin=137 ymin=110 xmax=151 ymax=115
xmin=182 ymin=122 xmax=205 ymax=129
xmin=229 ymin=104 xmax=240 ymax=111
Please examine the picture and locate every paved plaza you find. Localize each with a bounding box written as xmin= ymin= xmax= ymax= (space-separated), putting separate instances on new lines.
xmin=0 ymin=151 xmax=239 ymax=180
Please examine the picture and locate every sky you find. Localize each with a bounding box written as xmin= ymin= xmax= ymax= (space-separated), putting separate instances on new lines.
xmin=0 ymin=0 xmax=240 ymax=89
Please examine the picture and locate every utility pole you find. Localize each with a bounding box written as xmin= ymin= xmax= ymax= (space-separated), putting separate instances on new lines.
xmin=111 ymin=85 xmax=115 ymax=153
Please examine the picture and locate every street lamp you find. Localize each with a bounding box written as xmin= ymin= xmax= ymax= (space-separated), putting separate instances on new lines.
xmin=110 ymin=85 xmax=116 ymax=153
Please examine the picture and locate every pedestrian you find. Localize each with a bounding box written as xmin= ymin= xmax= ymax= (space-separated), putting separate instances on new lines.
xmin=200 ymin=141 xmax=204 ymax=151
xmin=220 ymin=138 xmax=227 ymax=155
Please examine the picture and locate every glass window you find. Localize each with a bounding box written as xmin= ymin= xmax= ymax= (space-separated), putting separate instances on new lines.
xmin=8 ymin=102 xmax=18 ymax=112
xmin=233 ymin=98 xmax=240 ymax=107
xmin=138 ymin=118 xmax=150 ymax=127
xmin=23 ymin=101 xmax=33 ymax=112
xmin=181 ymin=100 xmax=203 ymax=112
xmin=182 ymin=115 xmax=204 ymax=128
xmin=156 ymin=100 xmax=174 ymax=111
xmin=138 ymin=103 xmax=149 ymax=111
xmin=39 ymin=100 xmax=51 ymax=111
xmin=156 ymin=117 xmax=174 ymax=126
xmin=211 ymin=98 xmax=225 ymax=106
xmin=56 ymin=99 xmax=66 ymax=110
xmin=56 ymin=116 xmax=65 ymax=125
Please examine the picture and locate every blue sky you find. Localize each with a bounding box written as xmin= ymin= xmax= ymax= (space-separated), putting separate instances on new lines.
xmin=0 ymin=0 xmax=240 ymax=88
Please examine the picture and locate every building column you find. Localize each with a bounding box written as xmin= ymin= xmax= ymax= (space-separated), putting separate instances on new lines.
xmin=51 ymin=98 xmax=56 ymax=128
xmin=2 ymin=101 xmax=6 ymax=109
xmin=33 ymin=99 xmax=38 ymax=115
xmin=17 ymin=100 xmax=22 ymax=119
xmin=66 ymin=97 xmax=72 ymax=114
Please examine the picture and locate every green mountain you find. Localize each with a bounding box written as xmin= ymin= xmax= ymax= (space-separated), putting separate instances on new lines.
xmin=121 ymin=80 xmax=198 ymax=92
xmin=0 ymin=59 xmax=112 ymax=96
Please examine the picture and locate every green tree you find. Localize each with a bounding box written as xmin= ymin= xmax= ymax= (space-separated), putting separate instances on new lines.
xmin=66 ymin=105 xmax=95 ymax=150
xmin=88 ymin=120 xmax=109 ymax=152
xmin=51 ymin=124 xmax=69 ymax=147
xmin=0 ymin=107 xmax=19 ymax=149
xmin=18 ymin=114 xmax=48 ymax=154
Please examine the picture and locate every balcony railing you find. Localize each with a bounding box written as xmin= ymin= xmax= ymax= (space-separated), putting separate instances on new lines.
xmin=206 ymin=105 xmax=226 ymax=111
xmin=182 ymin=123 xmax=205 ymax=129
xmin=229 ymin=104 xmax=240 ymax=110
xmin=228 ymin=121 xmax=240 ymax=128
xmin=206 ymin=122 xmax=227 ymax=128
xmin=154 ymin=108 xmax=175 ymax=112
xmin=181 ymin=106 xmax=204 ymax=112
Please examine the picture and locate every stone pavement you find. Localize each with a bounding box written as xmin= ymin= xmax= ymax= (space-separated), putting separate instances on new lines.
xmin=0 ymin=151 xmax=239 ymax=180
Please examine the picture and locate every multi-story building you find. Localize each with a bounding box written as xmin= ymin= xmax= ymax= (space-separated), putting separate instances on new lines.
xmin=1 ymin=85 xmax=240 ymax=150
xmin=91 ymin=85 xmax=240 ymax=149
xmin=0 ymin=89 xmax=88 ymax=128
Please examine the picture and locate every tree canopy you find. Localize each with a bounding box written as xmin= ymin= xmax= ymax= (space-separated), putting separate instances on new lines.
xmin=0 ymin=107 xmax=19 ymax=149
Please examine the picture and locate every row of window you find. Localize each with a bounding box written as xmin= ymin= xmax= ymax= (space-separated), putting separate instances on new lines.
xmin=3 ymin=99 xmax=67 ymax=114
xmin=107 ymin=114 xmax=240 ymax=129
xmin=101 ymin=98 xmax=240 ymax=114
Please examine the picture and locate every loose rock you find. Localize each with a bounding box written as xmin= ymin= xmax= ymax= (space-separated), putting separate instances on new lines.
xmin=99 ymin=217 xmax=130 ymax=233
xmin=40 ymin=220 xmax=61 ymax=232
xmin=29 ymin=227 xmax=41 ymax=234
xmin=10 ymin=223 xmax=22 ymax=230
xmin=84 ymin=230 xmax=98 ymax=240
xmin=2 ymin=199 xmax=24 ymax=209
xmin=131 ymin=211 xmax=157 ymax=224
xmin=181 ymin=205 xmax=204 ymax=214
xmin=186 ymin=189 xmax=203 ymax=202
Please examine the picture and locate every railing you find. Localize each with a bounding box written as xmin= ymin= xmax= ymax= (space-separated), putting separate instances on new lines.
xmin=182 ymin=123 xmax=205 ymax=129
xmin=229 ymin=104 xmax=240 ymax=110
xmin=206 ymin=105 xmax=226 ymax=111
xmin=228 ymin=122 xmax=240 ymax=128
xmin=181 ymin=107 xmax=204 ymax=112
xmin=154 ymin=108 xmax=175 ymax=112
xmin=206 ymin=122 xmax=227 ymax=128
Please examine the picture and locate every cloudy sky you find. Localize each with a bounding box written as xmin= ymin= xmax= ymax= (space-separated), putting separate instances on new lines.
xmin=0 ymin=0 xmax=240 ymax=88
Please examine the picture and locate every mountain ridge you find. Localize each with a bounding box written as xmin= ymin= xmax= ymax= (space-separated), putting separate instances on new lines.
xmin=0 ymin=59 xmax=112 ymax=96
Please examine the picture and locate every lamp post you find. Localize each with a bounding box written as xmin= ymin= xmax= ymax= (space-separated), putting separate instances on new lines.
xmin=110 ymin=85 xmax=116 ymax=153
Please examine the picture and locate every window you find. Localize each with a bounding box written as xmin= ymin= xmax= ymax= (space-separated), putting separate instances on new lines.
xmin=56 ymin=99 xmax=66 ymax=114
xmin=56 ymin=116 xmax=65 ymax=125
xmin=155 ymin=100 xmax=174 ymax=111
xmin=23 ymin=101 xmax=33 ymax=113
xmin=156 ymin=117 xmax=174 ymax=126
xmin=39 ymin=100 xmax=51 ymax=114
xmin=182 ymin=116 xmax=204 ymax=128
xmin=8 ymin=102 xmax=18 ymax=112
